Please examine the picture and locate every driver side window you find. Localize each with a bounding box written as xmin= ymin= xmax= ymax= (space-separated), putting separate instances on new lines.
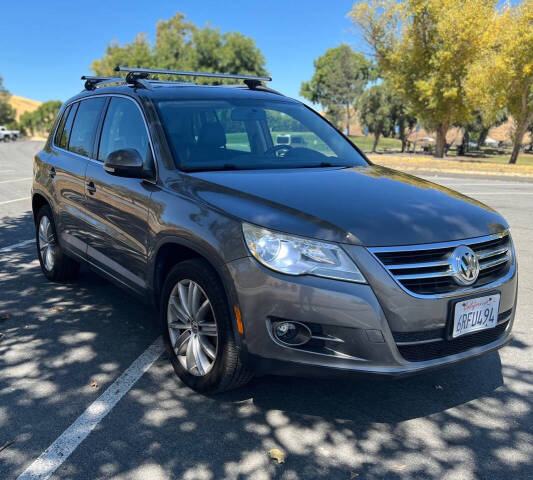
xmin=98 ymin=97 xmax=153 ymax=170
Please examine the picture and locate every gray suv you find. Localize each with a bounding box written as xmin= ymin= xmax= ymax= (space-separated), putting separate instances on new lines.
xmin=32 ymin=67 xmax=517 ymax=393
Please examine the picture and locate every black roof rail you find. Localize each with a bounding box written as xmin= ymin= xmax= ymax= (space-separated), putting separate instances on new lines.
xmin=115 ymin=66 xmax=272 ymax=89
xmin=81 ymin=76 xmax=125 ymax=91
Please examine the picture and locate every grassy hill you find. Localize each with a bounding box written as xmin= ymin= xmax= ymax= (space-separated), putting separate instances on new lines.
xmin=8 ymin=95 xmax=42 ymax=121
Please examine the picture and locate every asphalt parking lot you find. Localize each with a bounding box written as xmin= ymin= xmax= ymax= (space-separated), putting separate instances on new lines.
xmin=1 ymin=140 xmax=532 ymax=480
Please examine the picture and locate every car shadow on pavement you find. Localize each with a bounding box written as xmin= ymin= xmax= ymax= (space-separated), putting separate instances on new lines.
xmin=0 ymin=211 xmax=35 ymax=248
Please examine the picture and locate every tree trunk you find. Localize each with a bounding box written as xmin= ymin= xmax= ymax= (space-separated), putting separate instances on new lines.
xmin=346 ymin=104 xmax=350 ymax=136
xmin=458 ymin=129 xmax=469 ymax=156
xmin=434 ymin=124 xmax=448 ymax=158
xmin=477 ymin=127 xmax=489 ymax=150
xmin=509 ymin=119 xmax=530 ymax=164
xmin=372 ymin=132 xmax=380 ymax=153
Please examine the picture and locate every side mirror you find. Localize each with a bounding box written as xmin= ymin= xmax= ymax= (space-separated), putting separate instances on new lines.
xmin=104 ymin=148 xmax=149 ymax=178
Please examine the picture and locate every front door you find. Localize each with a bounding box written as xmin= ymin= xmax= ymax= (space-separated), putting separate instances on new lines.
xmin=84 ymin=96 xmax=155 ymax=293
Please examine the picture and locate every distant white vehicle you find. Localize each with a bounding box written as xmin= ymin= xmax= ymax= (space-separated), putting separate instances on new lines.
xmin=0 ymin=125 xmax=19 ymax=141
xmin=484 ymin=137 xmax=499 ymax=147
xmin=275 ymin=134 xmax=306 ymax=147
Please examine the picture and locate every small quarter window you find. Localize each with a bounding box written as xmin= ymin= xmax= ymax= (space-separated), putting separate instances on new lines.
xmin=68 ymin=97 xmax=106 ymax=157
xmin=58 ymin=103 xmax=78 ymax=150
xmin=54 ymin=105 xmax=71 ymax=147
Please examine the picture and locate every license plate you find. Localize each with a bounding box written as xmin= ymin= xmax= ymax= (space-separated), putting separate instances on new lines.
xmin=452 ymin=294 xmax=500 ymax=338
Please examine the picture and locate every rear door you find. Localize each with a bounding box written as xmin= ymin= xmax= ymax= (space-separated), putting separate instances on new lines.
xmin=84 ymin=96 xmax=155 ymax=293
xmin=49 ymin=97 xmax=106 ymax=258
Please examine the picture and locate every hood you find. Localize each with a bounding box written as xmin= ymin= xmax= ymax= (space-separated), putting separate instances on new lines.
xmin=177 ymin=165 xmax=507 ymax=247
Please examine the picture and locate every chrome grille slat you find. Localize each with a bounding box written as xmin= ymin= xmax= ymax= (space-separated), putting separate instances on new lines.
xmin=388 ymin=259 xmax=450 ymax=270
xmin=370 ymin=232 xmax=512 ymax=297
xmin=480 ymin=254 xmax=510 ymax=270
xmin=477 ymin=246 xmax=509 ymax=260
xmin=395 ymin=269 xmax=453 ymax=280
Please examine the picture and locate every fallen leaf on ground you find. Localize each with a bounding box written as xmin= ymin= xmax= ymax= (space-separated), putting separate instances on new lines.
xmin=90 ymin=380 xmax=99 ymax=388
xmin=268 ymin=448 xmax=285 ymax=464
xmin=0 ymin=441 xmax=14 ymax=453
xmin=51 ymin=306 xmax=65 ymax=313
xmin=350 ymin=472 xmax=359 ymax=478
xmin=393 ymin=465 xmax=407 ymax=471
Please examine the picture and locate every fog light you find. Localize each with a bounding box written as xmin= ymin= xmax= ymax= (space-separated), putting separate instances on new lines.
xmin=272 ymin=321 xmax=312 ymax=346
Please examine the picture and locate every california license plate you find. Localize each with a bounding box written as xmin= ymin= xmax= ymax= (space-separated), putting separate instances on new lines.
xmin=452 ymin=294 xmax=500 ymax=338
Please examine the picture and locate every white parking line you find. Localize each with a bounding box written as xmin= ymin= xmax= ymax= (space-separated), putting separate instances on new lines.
xmin=0 ymin=238 xmax=34 ymax=253
xmin=0 ymin=177 xmax=32 ymax=184
xmin=0 ymin=197 xmax=31 ymax=205
xmin=17 ymin=337 xmax=164 ymax=480
xmin=461 ymin=192 xmax=533 ymax=195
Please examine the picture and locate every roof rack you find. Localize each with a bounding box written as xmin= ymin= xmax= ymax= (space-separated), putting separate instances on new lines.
xmin=81 ymin=76 xmax=125 ymax=91
xmin=115 ymin=66 xmax=272 ymax=89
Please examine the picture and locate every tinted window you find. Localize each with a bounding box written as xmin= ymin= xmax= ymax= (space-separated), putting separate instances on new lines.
xmin=98 ymin=97 xmax=152 ymax=167
xmin=156 ymin=99 xmax=367 ymax=171
xmin=69 ymin=97 xmax=106 ymax=157
xmin=54 ymin=105 xmax=71 ymax=146
xmin=58 ymin=103 xmax=78 ymax=150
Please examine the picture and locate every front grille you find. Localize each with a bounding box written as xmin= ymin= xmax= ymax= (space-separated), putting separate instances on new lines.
xmin=370 ymin=232 xmax=512 ymax=296
xmin=397 ymin=320 xmax=510 ymax=362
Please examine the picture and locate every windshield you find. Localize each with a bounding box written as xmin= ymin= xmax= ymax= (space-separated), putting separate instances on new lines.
xmin=155 ymin=98 xmax=368 ymax=171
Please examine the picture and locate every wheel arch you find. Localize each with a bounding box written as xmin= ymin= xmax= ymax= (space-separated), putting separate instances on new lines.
xmin=151 ymin=236 xmax=245 ymax=349
xmin=32 ymin=191 xmax=53 ymax=223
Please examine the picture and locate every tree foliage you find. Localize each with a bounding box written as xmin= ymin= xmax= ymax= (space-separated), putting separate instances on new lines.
xmin=357 ymin=84 xmax=395 ymax=152
xmin=91 ymin=13 xmax=268 ymax=83
xmin=466 ymin=0 xmax=533 ymax=164
xmin=300 ymin=44 xmax=373 ymax=135
xmin=350 ymin=0 xmax=497 ymax=158
xmin=0 ymin=76 xmax=16 ymax=127
xmin=19 ymin=101 xmax=62 ymax=137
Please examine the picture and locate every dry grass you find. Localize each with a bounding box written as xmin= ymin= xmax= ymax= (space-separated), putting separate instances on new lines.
xmin=369 ymin=153 xmax=533 ymax=178
xmin=8 ymin=95 xmax=41 ymax=121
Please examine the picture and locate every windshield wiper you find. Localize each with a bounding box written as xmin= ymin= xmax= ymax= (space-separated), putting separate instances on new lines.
xmin=184 ymin=164 xmax=241 ymax=172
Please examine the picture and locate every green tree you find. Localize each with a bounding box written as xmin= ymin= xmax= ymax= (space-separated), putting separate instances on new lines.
xmin=300 ymin=45 xmax=373 ymax=135
xmin=357 ymin=84 xmax=395 ymax=152
xmin=350 ymin=0 xmax=497 ymax=158
xmin=19 ymin=101 xmax=61 ymax=137
xmin=466 ymin=0 xmax=533 ymax=164
xmin=91 ymin=13 xmax=267 ymax=83
xmin=0 ymin=76 xmax=16 ymax=127
xmin=390 ymin=93 xmax=417 ymax=153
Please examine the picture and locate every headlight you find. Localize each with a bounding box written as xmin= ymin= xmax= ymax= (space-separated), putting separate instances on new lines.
xmin=242 ymin=222 xmax=366 ymax=283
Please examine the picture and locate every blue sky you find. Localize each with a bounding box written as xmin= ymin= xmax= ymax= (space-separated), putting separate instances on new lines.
xmin=0 ymin=0 xmax=364 ymax=104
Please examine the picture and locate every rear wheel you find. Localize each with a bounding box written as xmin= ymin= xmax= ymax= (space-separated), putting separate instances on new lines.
xmin=160 ymin=259 xmax=253 ymax=393
xmin=36 ymin=205 xmax=80 ymax=282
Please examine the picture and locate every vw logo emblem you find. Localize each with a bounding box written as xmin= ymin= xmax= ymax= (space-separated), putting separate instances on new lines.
xmin=450 ymin=245 xmax=480 ymax=286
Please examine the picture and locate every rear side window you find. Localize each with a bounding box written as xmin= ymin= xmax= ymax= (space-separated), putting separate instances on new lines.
xmin=98 ymin=97 xmax=151 ymax=166
xmin=57 ymin=103 xmax=78 ymax=149
xmin=68 ymin=97 xmax=106 ymax=157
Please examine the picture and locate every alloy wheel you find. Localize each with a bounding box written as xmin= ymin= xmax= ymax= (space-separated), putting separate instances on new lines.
xmin=38 ymin=215 xmax=55 ymax=271
xmin=167 ymin=279 xmax=218 ymax=376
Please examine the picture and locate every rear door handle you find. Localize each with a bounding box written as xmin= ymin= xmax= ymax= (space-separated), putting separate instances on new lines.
xmin=48 ymin=167 xmax=56 ymax=178
xmin=87 ymin=181 xmax=96 ymax=195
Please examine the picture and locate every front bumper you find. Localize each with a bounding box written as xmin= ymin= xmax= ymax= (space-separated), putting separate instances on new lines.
xmin=226 ymin=245 xmax=517 ymax=378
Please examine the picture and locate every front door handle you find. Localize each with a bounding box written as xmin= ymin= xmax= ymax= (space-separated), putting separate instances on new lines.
xmin=48 ymin=167 xmax=56 ymax=178
xmin=87 ymin=181 xmax=96 ymax=195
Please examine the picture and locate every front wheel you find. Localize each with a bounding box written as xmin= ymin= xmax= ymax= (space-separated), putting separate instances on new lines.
xmin=160 ymin=259 xmax=253 ymax=393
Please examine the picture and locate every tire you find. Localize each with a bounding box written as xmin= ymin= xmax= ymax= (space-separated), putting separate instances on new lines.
xmin=36 ymin=205 xmax=80 ymax=282
xmin=160 ymin=258 xmax=253 ymax=393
